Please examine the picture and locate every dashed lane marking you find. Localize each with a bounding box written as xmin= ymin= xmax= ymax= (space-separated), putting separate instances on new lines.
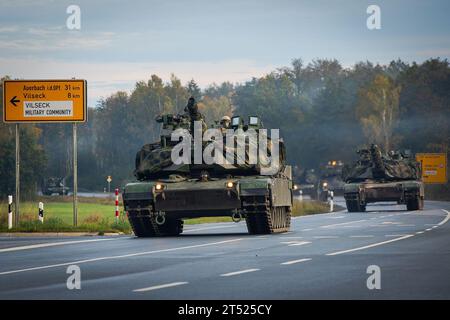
xmin=320 ymin=219 xmax=368 ymax=229
xmin=281 ymin=258 xmax=312 ymax=265
xmin=220 ymin=269 xmax=260 ymax=277
xmin=281 ymin=241 xmax=311 ymax=247
xmin=133 ymin=282 xmax=188 ymax=292
xmin=184 ymin=225 xmax=238 ymax=233
xmin=350 ymin=235 xmax=374 ymax=238
xmin=313 ymin=236 xmax=339 ymax=239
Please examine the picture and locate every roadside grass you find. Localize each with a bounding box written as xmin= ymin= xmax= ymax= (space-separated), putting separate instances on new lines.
xmin=0 ymin=196 xmax=340 ymax=233
xmin=291 ymin=199 xmax=343 ymax=216
xmin=0 ymin=196 xmax=130 ymax=234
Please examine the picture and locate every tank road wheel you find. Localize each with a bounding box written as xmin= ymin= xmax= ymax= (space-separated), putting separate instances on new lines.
xmin=244 ymin=196 xmax=291 ymax=235
xmin=406 ymin=195 xmax=424 ymax=211
xmin=128 ymin=211 xmax=183 ymax=237
xmin=345 ymin=197 xmax=366 ymax=213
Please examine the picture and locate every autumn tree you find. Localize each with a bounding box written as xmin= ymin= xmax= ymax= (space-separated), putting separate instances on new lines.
xmin=356 ymin=74 xmax=401 ymax=152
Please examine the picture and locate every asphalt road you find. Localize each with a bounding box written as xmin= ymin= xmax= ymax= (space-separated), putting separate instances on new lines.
xmin=1 ymin=198 xmax=449 ymax=299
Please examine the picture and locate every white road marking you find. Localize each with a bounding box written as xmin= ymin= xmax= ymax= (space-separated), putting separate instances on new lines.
xmin=385 ymin=234 xmax=410 ymax=237
xmin=0 ymin=238 xmax=122 ymax=253
xmin=313 ymin=236 xmax=339 ymax=239
xmin=320 ymin=219 xmax=367 ymax=229
xmin=281 ymin=258 xmax=312 ymax=265
xmin=327 ymin=209 xmax=450 ymax=256
xmin=350 ymin=235 xmax=374 ymax=238
xmin=220 ymin=268 xmax=260 ymax=277
xmin=280 ymin=236 xmax=304 ymax=239
xmin=281 ymin=241 xmax=311 ymax=247
xmin=184 ymin=225 xmax=238 ymax=233
xmin=438 ymin=210 xmax=450 ymax=226
xmin=301 ymin=228 xmax=313 ymax=231
xmin=326 ymin=234 xmax=414 ymax=256
xmin=0 ymin=238 xmax=243 ymax=276
xmin=426 ymin=228 xmax=433 ymax=231
xmin=133 ymin=282 xmax=188 ymax=292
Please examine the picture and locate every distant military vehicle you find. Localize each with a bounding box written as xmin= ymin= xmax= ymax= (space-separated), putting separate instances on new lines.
xmin=42 ymin=177 xmax=69 ymax=196
xmin=342 ymin=144 xmax=424 ymax=212
xmin=122 ymin=111 xmax=293 ymax=237
xmin=317 ymin=160 xmax=345 ymax=201
xmin=293 ymin=167 xmax=318 ymax=198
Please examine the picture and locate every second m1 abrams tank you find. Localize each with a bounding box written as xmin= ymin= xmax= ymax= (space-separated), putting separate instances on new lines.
xmin=342 ymin=144 xmax=424 ymax=212
xmin=122 ymin=106 xmax=293 ymax=237
xmin=317 ymin=160 xmax=345 ymax=201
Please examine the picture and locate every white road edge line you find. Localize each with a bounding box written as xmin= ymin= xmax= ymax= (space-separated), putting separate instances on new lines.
xmin=133 ymin=282 xmax=188 ymax=292
xmin=0 ymin=238 xmax=123 ymax=253
xmin=220 ymin=268 xmax=260 ymax=277
xmin=327 ymin=210 xmax=450 ymax=256
xmin=281 ymin=258 xmax=312 ymax=265
xmin=0 ymin=238 xmax=243 ymax=276
xmin=326 ymin=234 xmax=414 ymax=256
xmin=438 ymin=210 xmax=450 ymax=226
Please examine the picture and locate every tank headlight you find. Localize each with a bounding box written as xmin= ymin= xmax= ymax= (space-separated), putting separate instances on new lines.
xmin=226 ymin=181 xmax=234 ymax=188
xmin=323 ymin=182 xmax=328 ymax=187
xmin=155 ymin=183 xmax=164 ymax=191
xmin=293 ymin=184 xmax=298 ymax=190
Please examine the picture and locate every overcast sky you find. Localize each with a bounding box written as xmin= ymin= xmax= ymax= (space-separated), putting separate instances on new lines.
xmin=1 ymin=0 xmax=449 ymax=106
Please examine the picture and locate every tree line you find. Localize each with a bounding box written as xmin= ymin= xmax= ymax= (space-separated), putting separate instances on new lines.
xmin=1 ymin=58 xmax=449 ymax=198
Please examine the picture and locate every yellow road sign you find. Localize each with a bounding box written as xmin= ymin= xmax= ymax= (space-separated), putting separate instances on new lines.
xmin=2 ymin=79 xmax=87 ymax=123
xmin=416 ymin=153 xmax=447 ymax=184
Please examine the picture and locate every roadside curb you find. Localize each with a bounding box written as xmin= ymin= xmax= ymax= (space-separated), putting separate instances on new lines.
xmin=0 ymin=232 xmax=123 ymax=237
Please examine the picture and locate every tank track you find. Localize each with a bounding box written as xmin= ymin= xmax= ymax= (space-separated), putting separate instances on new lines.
xmin=127 ymin=208 xmax=184 ymax=237
xmin=243 ymin=195 xmax=291 ymax=234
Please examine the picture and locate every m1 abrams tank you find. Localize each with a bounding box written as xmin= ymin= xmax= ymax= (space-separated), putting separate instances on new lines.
xmin=122 ymin=109 xmax=293 ymax=237
xmin=317 ymin=160 xmax=345 ymax=201
xmin=292 ymin=167 xmax=318 ymax=198
xmin=342 ymin=144 xmax=424 ymax=212
xmin=42 ymin=177 xmax=69 ymax=196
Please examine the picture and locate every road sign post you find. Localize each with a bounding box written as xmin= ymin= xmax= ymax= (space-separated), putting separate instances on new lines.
xmin=3 ymin=79 xmax=87 ymax=227
xmin=15 ymin=123 xmax=20 ymax=227
xmin=8 ymin=195 xmax=13 ymax=230
xmin=73 ymin=123 xmax=78 ymax=226
xmin=38 ymin=202 xmax=44 ymax=223
xmin=107 ymin=176 xmax=112 ymax=194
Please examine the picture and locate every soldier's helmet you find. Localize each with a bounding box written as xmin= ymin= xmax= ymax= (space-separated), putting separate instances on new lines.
xmin=185 ymin=96 xmax=198 ymax=114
